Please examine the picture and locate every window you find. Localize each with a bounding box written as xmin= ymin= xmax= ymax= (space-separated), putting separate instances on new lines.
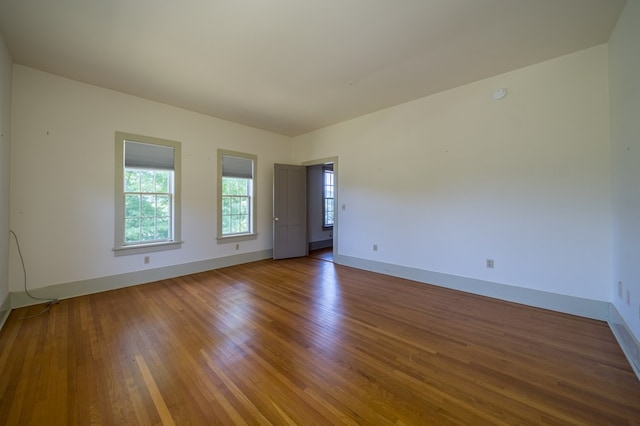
xmin=323 ymin=164 xmax=334 ymax=228
xmin=124 ymin=168 xmax=171 ymax=243
xmin=217 ymin=150 xmax=257 ymax=242
xmin=114 ymin=132 xmax=182 ymax=255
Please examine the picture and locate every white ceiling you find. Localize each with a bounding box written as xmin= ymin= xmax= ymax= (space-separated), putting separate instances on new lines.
xmin=0 ymin=0 xmax=626 ymax=136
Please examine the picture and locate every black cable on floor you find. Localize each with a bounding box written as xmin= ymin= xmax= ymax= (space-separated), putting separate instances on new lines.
xmin=9 ymin=229 xmax=59 ymax=319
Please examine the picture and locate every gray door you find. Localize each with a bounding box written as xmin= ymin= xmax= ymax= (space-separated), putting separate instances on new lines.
xmin=273 ymin=164 xmax=307 ymax=259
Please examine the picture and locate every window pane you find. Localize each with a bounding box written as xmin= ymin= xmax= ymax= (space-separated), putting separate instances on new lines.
xmin=326 ymin=210 xmax=334 ymax=226
xmin=140 ymin=171 xmax=155 ymax=192
xmin=141 ymin=195 xmax=156 ymax=217
xmin=238 ymin=179 xmax=247 ymax=194
xmin=323 ymin=168 xmax=335 ymax=227
xmin=222 ymin=197 xmax=231 ymax=215
xmin=231 ymin=197 xmax=239 ymax=215
xmin=140 ymin=217 xmax=155 ymax=241
xmin=221 ymin=194 xmax=251 ymax=235
xmin=125 ymin=170 xmax=140 ymax=192
xmin=222 ymin=177 xmax=251 ymax=196
xmin=125 ymin=194 xmax=140 ymax=218
xmin=327 ymin=186 xmax=334 ymax=198
xmin=125 ymin=218 xmax=140 ymax=242
xmin=155 ymin=172 xmax=169 ymax=193
xmin=157 ymin=195 xmax=170 ymax=217
xmin=222 ymin=215 xmax=230 ymax=234
xmin=157 ymin=217 xmax=170 ymax=239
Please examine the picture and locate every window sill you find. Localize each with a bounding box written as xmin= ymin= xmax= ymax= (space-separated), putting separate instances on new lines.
xmin=113 ymin=241 xmax=183 ymax=256
xmin=216 ymin=233 xmax=258 ymax=244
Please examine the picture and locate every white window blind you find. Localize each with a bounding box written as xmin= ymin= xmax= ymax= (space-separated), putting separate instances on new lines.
xmin=125 ymin=141 xmax=175 ymax=170
xmin=222 ymin=155 xmax=253 ymax=179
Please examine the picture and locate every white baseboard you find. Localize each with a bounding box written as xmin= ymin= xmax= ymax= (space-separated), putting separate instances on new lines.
xmin=335 ymin=254 xmax=608 ymax=320
xmin=309 ymin=239 xmax=333 ymax=251
xmin=10 ymin=249 xmax=273 ymax=308
xmin=0 ymin=293 xmax=10 ymax=331
xmin=608 ymin=304 xmax=640 ymax=380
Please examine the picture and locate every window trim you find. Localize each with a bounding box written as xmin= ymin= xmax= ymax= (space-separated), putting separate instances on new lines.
xmin=217 ymin=149 xmax=258 ymax=243
xmin=113 ymin=132 xmax=183 ymax=256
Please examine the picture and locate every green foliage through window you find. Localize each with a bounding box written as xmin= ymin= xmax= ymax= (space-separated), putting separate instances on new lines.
xmin=221 ymin=177 xmax=251 ymax=235
xmin=124 ymin=169 xmax=172 ymax=243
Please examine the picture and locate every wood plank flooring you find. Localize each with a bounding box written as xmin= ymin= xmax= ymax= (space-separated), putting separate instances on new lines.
xmin=1 ymin=256 xmax=639 ymax=425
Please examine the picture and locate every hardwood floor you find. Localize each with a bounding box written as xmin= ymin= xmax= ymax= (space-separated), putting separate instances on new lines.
xmin=308 ymin=247 xmax=333 ymax=262
xmin=1 ymin=256 xmax=639 ymax=425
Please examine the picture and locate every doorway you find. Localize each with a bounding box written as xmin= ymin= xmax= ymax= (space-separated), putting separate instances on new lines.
xmin=272 ymin=157 xmax=338 ymax=261
xmin=305 ymin=158 xmax=337 ymax=262
xmin=307 ymin=162 xmax=333 ymax=261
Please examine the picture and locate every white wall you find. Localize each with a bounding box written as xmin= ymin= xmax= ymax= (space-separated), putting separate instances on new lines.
xmin=9 ymin=65 xmax=291 ymax=292
xmin=0 ymin=34 xmax=11 ymax=309
xmin=293 ymin=45 xmax=612 ymax=302
xmin=610 ymin=0 xmax=640 ymax=338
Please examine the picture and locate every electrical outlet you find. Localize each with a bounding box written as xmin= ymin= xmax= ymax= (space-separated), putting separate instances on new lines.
xmin=373 ymin=244 xmax=378 ymax=251
xmin=144 ymin=256 xmax=150 ymax=264
xmin=626 ymin=289 xmax=631 ymax=306
xmin=618 ymin=281 xmax=623 ymax=298
xmin=486 ymin=259 xmax=494 ymax=269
